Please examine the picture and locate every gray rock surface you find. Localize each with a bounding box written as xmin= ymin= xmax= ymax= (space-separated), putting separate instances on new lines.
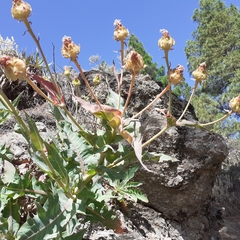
xmin=1 ymin=70 xmax=233 ymax=239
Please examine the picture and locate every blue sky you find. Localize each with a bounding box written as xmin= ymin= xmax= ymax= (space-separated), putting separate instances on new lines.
xmin=1 ymin=1 xmax=239 ymax=85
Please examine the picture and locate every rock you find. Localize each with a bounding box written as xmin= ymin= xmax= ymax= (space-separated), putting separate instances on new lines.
xmin=0 ymin=70 xmax=230 ymax=239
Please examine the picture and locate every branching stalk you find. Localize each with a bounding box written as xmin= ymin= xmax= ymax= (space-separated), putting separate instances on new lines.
xmin=132 ymin=83 xmax=171 ymax=119
xmin=177 ymin=81 xmax=199 ymax=122
xmin=200 ymin=111 xmax=232 ymax=127
xmin=142 ymin=125 xmax=169 ymax=148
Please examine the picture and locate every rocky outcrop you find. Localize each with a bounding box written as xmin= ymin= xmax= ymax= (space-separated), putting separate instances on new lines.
xmin=1 ymin=70 xmax=230 ymax=239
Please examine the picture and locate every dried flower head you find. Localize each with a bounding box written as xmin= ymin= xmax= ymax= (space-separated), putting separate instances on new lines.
xmin=61 ymin=36 xmax=80 ymax=61
xmin=11 ymin=0 xmax=32 ymax=21
xmin=0 ymin=55 xmax=26 ymax=81
xmin=113 ymin=19 xmax=129 ymax=42
xmin=168 ymin=64 xmax=184 ymax=85
xmin=192 ymin=62 xmax=207 ymax=83
xmin=125 ymin=51 xmax=144 ymax=75
xmin=158 ymin=29 xmax=175 ymax=51
xmin=229 ymin=96 xmax=240 ymax=113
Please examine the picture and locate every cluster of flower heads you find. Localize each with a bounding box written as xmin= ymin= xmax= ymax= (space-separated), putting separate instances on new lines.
xmin=0 ymin=1 xmax=239 ymax=114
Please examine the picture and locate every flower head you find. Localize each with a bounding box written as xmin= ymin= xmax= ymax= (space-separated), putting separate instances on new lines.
xmin=158 ymin=29 xmax=175 ymax=51
xmin=168 ymin=64 xmax=184 ymax=85
xmin=113 ymin=19 xmax=129 ymax=42
xmin=125 ymin=51 xmax=144 ymax=75
xmin=11 ymin=0 xmax=32 ymax=21
xmin=93 ymin=74 xmax=101 ymax=85
xmin=0 ymin=55 xmax=26 ymax=81
xmin=63 ymin=66 xmax=71 ymax=77
xmin=192 ymin=62 xmax=207 ymax=83
xmin=61 ymin=36 xmax=80 ymax=61
xmin=229 ymin=96 xmax=240 ymax=113
xmin=72 ymin=75 xmax=80 ymax=87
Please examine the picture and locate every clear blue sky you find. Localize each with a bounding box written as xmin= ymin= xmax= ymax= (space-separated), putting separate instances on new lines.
xmin=1 ymin=1 xmax=239 ymax=85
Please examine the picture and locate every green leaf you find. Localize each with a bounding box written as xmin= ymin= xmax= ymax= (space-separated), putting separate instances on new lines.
xmin=84 ymin=199 xmax=123 ymax=233
xmin=44 ymin=142 xmax=69 ymax=184
xmin=17 ymin=192 xmax=82 ymax=240
xmin=106 ymin=89 xmax=124 ymax=111
xmin=0 ymin=92 xmax=23 ymax=125
xmin=122 ymin=188 xmax=148 ymax=203
xmin=0 ymin=160 xmax=16 ymax=184
xmin=60 ymin=122 xmax=100 ymax=166
xmin=25 ymin=114 xmax=44 ymax=151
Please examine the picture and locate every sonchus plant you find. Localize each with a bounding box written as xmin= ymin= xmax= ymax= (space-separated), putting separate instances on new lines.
xmin=0 ymin=1 xmax=239 ymax=239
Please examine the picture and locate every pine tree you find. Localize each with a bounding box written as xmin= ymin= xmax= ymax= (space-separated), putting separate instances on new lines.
xmin=128 ymin=34 xmax=168 ymax=86
xmin=185 ymin=0 xmax=240 ymax=137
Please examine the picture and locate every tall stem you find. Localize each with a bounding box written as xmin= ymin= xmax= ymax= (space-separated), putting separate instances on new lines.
xmin=132 ymin=83 xmax=171 ymax=119
xmin=200 ymin=111 xmax=232 ymax=127
xmin=73 ymin=59 xmax=103 ymax=110
xmin=122 ymin=73 xmax=136 ymax=117
xmin=24 ymin=75 xmax=55 ymax=104
xmin=22 ymin=19 xmax=61 ymax=99
xmin=142 ymin=125 xmax=169 ymax=148
xmin=177 ymin=81 xmax=198 ymax=122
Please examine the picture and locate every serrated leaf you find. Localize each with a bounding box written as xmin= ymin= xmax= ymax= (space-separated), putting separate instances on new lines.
xmin=85 ymin=200 xmax=123 ymax=233
xmin=17 ymin=193 xmax=73 ymax=240
xmin=123 ymin=188 xmax=148 ymax=203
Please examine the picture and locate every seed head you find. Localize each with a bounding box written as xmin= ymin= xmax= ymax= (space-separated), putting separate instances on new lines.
xmin=61 ymin=36 xmax=80 ymax=61
xmin=0 ymin=55 xmax=26 ymax=81
xmin=11 ymin=0 xmax=32 ymax=21
xmin=168 ymin=65 xmax=184 ymax=85
xmin=158 ymin=29 xmax=175 ymax=51
xmin=229 ymin=96 xmax=240 ymax=113
xmin=113 ymin=19 xmax=129 ymax=42
xmin=125 ymin=51 xmax=144 ymax=75
xmin=192 ymin=62 xmax=207 ymax=83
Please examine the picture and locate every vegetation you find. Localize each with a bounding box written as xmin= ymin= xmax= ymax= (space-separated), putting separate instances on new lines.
xmin=0 ymin=1 xmax=239 ymax=239
xmin=185 ymin=0 xmax=240 ymax=138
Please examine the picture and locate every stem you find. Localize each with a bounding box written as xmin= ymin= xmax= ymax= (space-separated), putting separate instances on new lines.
xmin=168 ymin=88 xmax=172 ymax=114
xmin=164 ymin=50 xmax=171 ymax=72
xmin=0 ymin=88 xmax=30 ymax=134
xmin=117 ymin=68 xmax=124 ymax=110
xmin=107 ymin=151 xmax=135 ymax=169
xmin=200 ymin=111 xmax=232 ymax=127
xmin=120 ymin=40 xmax=125 ymax=67
xmin=6 ymin=187 xmax=47 ymax=195
xmin=24 ymin=75 xmax=55 ymax=104
xmin=0 ymin=89 xmax=73 ymax=198
xmin=73 ymin=59 xmax=103 ymax=110
xmin=22 ymin=19 xmax=61 ymax=99
xmin=177 ymin=81 xmax=198 ymax=123
xmin=142 ymin=125 xmax=169 ymax=148
xmin=132 ymin=83 xmax=171 ymax=119
xmin=163 ymin=50 xmax=173 ymax=114
xmin=122 ymin=73 xmax=136 ymax=117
